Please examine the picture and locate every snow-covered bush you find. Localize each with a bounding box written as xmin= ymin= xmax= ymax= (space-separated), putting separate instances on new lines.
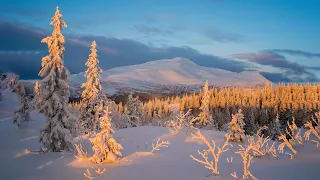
xmin=286 ymin=118 xmax=303 ymax=146
xmin=226 ymin=109 xmax=246 ymax=142
xmin=304 ymin=112 xmax=320 ymax=147
xmin=90 ymin=106 xmax=123 ymax=163
xmin=277 ymin=118 xmax=303 ymax=158
xmin=190 ymin=128 xmax=230 ymax=176
xmin=0 ymin=73 xmax=19 ymax=92
xmin=235 ymin=139 xmax=263 ymax=180
xmin=166 ymin=109 xmax=196 ymax=135
xmin=13 ymin=84 xmax=31 ymax=126
xmin=248 ymin=126 xmax=278 ymax=159
xmin=36 ymin=6 xmax=76 ymax=152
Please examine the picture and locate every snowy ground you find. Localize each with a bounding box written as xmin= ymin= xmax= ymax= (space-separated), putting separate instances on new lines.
xmin=0 ymin=92 xmax=319 ymax=180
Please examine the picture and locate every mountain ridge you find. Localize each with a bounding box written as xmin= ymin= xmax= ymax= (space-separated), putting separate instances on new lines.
xmin=69 ymin=57 xmax=269 ymax=95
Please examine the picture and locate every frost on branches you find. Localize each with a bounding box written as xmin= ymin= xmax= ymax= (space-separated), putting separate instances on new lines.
xmin=190 ymin=128 xmax=230 ymax=176
xmin=125 ymin=94 xmax=143 ymax=127
xmin=304 ymin=112 xmax=320 ymax=147
xmin=90 ymin=106 xmax=123 ymax=163
xmin=13 ymin=84 xmax=31 ymax=126
xmin=197 ymin=80 xmax=212 ymax=127
xmin=78 ymin=41 xmax=103 ymax=134
xmin=226 ymin=109 xmax=246 ymax=142
xmin=36 ymin=6 xmax=76 ymax=152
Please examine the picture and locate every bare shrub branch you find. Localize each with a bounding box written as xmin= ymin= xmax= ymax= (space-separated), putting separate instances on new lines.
xmin=190 ymin=128 xmax=230 ymax=176
xmin=151 ymin=138 xmax=171 ymax=153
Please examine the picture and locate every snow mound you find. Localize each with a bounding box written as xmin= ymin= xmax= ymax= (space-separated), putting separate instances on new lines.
xmin=1 ymin=92 xmax=319 ymax=180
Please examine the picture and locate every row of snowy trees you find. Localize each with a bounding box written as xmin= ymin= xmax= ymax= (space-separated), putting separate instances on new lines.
xmin=109 ymin=82 xmax=320 ymax=135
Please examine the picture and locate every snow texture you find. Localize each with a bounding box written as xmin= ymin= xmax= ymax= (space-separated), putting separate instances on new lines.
xmin=1 ymin=91 xmax=320 ymax=180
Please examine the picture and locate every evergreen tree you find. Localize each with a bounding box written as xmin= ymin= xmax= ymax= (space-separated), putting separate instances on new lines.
xmin=126 ymin=94 xmax=143 ymax=126
xmin=37 ymin=6 xmax=75 ymax=152
xmin=268 ymin=117 xmax=282 ymax=140
xmin=78 ymin=41 xmax=103 ymax=133
xmin=198 ymin=80 xmax=212 ymax=126
xmin=90 ymin=106 xmax=123 ymax=163
xmin=80 ymin=40 xmax=102 ymax=101
xmin=226 ymin=109 xmax=246 ymax=142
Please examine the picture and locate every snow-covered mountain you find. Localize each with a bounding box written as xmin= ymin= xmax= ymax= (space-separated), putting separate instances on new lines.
xmin=70 ymin=57 xmax=269 ymax=96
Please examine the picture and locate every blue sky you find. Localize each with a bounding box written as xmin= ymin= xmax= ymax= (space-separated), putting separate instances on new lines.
xmin=0 ymin=0 xmax=320 ymax=81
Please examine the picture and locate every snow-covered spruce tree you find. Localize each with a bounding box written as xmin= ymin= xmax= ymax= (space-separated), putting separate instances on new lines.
xmin=125 ymin=93 xmax=143 ymax=126
xmin=268 ymin=114 xmax=282 ymax=140
xmin=78 ymin=40 xmax=103 ymax=134
xmin=90 ymin=106 xmax=123 ymax=163
xmin=13 ymin=84 xmax=31 ymax=126
xmin=37 ymin=6 xmax=76 ymax=152
xmin=226 ymin=109 xmax=246 ymax=142
xmin=197 ymin=80 xmax=212 ymax=127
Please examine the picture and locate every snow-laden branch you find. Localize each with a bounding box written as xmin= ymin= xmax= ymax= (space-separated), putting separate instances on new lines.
xmin=235 ymin=142 xmax=261 ymax=180
xmin=190 ymin=128 xmax=230 ymax=176
xmin=151 ymin=138 xmax=171 ymax=153
xmin=304 ymin=112 xmax=320 ymax=147
xmin=84 ymin=168 xmax=106 ymax=179
xmin=74 ymin=144 xmax=89 ymax=160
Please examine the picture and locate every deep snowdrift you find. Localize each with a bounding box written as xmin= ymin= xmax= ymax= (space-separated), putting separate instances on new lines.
xmin=0 ymin=92 xmax=319 ymax=180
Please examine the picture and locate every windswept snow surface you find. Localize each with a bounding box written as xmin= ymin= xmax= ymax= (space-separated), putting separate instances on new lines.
xmin=1 ymin=92 xmax=320 ymax=180
xmin=70 ymin=57 xmax=269 ymax=95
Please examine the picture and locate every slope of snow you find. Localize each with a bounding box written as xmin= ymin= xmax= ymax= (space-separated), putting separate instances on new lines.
xmin=1 ymin=92 xmax=320 ymax=180
xmin=70 ymin=57 xmax=269 ymax=95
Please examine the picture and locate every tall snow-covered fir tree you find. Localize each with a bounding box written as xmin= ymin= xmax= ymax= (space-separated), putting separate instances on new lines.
xmin=13 ymin=84 xmax=30 ymax=126
xmin=125 ymin=93 xmax=143 ymax=126
xmin=78 ymin=41 xmax=103 ymax=134
xmin=36 ymin=6 xmax=76 ymax=152
xmin=90 ymin=106 xmax=123 ymax=163
xmin=198 ymin=80 xmax=212 ymax=126
xmin=226 ymin=109 xmax=246 ymax=142
xmin=80 ymin=40 xmax=102 ymax=102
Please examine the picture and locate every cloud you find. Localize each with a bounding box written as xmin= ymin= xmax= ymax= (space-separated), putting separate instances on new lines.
xmin=145 ymin=14 xmax=174 ymax=23
xmin=67 ymin=16 xmax=114 ymax=30
xmin=0 ymin=20 xmax=251 ymax=80
xmin=203 ymin=27 xmax=245 ymax=43
xmin=270 ymin=49 xmax=320 ymax=58
xmin=0 ymin=7 xmax=47 ymax=17
xmin=134 ymin=25 xmax=174 ymax=37
xmin=232 ymin=51 xmax=319 ymax=82
xmin=1 ymin=19 xmax=316 ymax=83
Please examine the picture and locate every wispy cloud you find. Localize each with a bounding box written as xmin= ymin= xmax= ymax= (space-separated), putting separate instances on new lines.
xmin=67 ymin=16 xmax=114 ymax=29
xmin=232 ymin=51 xmax=319 ymax=82
xmin=270 ymin=49 xmax=320 ymax=58
xmin=145 ymin=14 xmax=174 ymax=23
xmin=203 ymin=27 xmax=245 ymax=43
xmin=134 ymin=25 xmax=175 ymax=37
